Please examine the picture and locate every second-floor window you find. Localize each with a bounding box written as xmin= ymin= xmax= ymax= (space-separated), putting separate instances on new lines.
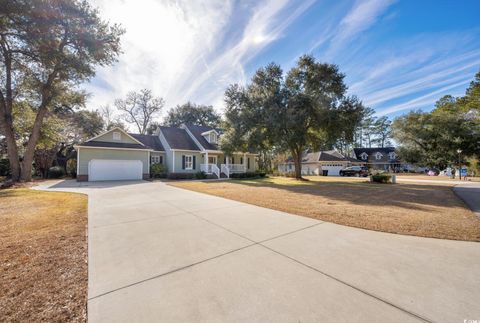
xmin=375 ymin=152 xmax=383 ymax=160
xmin=209 ymin=132 xmax=217 ymax=143
xmin=113 ymin=132 xmax=121 ymax=140
xmin=389 ymin=152 xmax=396 ymax=160
xmin=360 ymin=152 xmax=368 ymax=160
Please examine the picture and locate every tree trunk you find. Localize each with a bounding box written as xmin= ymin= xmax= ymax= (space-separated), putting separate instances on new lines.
xmin=292 ymin=149 xmax=302 ymax=180
xmin=20 ymin=106 xmax=49 ymax=181
xmin=2 ymin=120 xmax=21 ymax=181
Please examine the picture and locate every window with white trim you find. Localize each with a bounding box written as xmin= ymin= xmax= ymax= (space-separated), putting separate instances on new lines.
xmin=389 ymin=152 xmax=396 ymax=160
xmin=151 ymin=155 xmax=162 ymax=164
xmin=360 ymin=152 xmax=368 ymax=160
xmin=209 ymin=132 xmax=217 ymax=144
xmin=375 ymin=152 xmax=383 ymax=160
xmin=185 ymin=155 xmax=193 ymax=169
xmin=113 ymin=132 xmax=121 ymax=140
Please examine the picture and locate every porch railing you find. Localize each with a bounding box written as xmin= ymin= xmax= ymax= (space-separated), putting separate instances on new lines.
xmin=200 ymin=163 xmax=220 ymax=178
xmin=221 ymin=164 xmax=229 ymax=178
xmin=221 ymin=164 xmax=246 ymax=177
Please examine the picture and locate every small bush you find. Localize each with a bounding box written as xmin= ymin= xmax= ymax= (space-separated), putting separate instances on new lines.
xmin=195 ymin=171 xmax=207 ymax=179
xmin=167 ymin=172 xmax=195 ymax=180
xmin=48 ymin=166 xmax=65 ymax=179
xmin=230 ymin=172 xmax=261 ymax=179
xmin=256 ymin=171 xmax=267 ymax=178
xmin=151 ymin=163 xmax=167 ymax=178
xmin=371 ymin=173 xmax=392 ymax=183
xmin=67 ymin=159 xmax=77 ymax=178
xmin=0 ymin=159 xmax=10 ymax=176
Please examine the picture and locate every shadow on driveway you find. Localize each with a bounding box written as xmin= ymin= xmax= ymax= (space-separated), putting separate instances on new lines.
xmin=44 ymin=179 xmax=148 ymax=190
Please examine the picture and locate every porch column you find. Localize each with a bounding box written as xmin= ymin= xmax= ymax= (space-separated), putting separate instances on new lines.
xmin=205 ymin=151 xmax=209 ymax=165
xmin=243 ymin=153 xmax=246 ymax=171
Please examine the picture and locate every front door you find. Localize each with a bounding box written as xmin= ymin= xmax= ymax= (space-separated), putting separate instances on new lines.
xmin=208 ymin=156 xmax=217 ymax=165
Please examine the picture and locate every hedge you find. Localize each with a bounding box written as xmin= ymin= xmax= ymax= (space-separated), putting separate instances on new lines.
xmin=230 ymin=171 xmax=267 ymax=179
xmin=167 ymin=173 xmax=195 ymax=180
xmin=371 ymin=173 xmax=392 ymax=183
xmin=151 ymin=163 xmax=167 ymax=178
xmin=48 ymin=166 xmax=65 ymax=179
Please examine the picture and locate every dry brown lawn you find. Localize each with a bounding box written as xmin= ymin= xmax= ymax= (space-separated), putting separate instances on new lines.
xmin=397 ymin=174 xmax=480 ymax=182
xmin=170 ymin=176 xmax=480 ymax=241
xmin=0 ymin=189 xmax=88 ymax=322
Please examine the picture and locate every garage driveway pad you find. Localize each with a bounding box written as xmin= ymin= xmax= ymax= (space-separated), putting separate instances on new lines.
xmin=38 ymin=180 xmax=480 ymax=322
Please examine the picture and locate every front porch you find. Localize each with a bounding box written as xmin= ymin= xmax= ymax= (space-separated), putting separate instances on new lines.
xmin=199 ymin=152 xmax=252 ymax=178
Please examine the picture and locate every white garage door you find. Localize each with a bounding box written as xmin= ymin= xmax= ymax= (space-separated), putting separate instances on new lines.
xmin=322 ymin=166 xmax=344 ymax=176
xmin=89 ymin=159 xmax=143 ymax=181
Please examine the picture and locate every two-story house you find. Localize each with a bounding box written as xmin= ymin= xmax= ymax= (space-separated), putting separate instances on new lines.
xmin=353 ymin=147 xmax=401 ymax=171
xmin=75 ymin=124 xmax=257 ymax=181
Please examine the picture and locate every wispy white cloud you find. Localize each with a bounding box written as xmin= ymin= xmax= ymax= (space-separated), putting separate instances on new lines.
xmin=85 ymin=0 xmax=315 ymax=118
xmin=375 ymin=78 xmax=473 ymax=116
xmin=324 ymin=0 xmax=396 ymax=58
xmin=83 ymin=0 xmax=480 ymax=124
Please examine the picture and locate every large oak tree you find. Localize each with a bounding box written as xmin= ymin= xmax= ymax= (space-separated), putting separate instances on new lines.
xmin=0 ymin=0 xmax=123 ymax=181
xmin=222 ymin=55 xmax=365 ymax=179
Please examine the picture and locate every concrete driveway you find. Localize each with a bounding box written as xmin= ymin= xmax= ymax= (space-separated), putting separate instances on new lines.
xmin=39 ymin=180 xmax=480 ymax=322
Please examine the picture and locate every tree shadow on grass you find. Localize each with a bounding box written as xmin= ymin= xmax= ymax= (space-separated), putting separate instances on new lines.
xmin=217 ymin=177 xmax=466 ymax=213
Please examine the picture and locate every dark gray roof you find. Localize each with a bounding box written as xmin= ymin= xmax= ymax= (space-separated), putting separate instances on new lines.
xmin=129 ymin=134 xmax=164 ymax=151
xmin=318 ymin=150 xmax=347 ymax=162
xmin=160 ymin=126 xmax=200 ymax=151
xmin=78 ymin=141 xmax=148 ymax=150
xmin=353 ymin=147 xmax=399 ymax=163
xmin=184 ymin=124 xmax=221 ymax=150
xmin=285 ymin=150 xmax=356 ymax=163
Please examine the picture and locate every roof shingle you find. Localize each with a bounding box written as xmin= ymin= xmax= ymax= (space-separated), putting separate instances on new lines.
xmin=78 ymin=141 xmax=148 ymax=150
xmin=160 ymin=126 xmax=200 ymax=151
xmin=184 ymin=124 xmax=221 ymax=150
xmin=129 ymin=133 xmax=164 ymax=151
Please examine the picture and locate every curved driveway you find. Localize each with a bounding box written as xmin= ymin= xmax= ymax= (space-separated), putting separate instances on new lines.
xmin=38 ymin=180 xmax=480 ymax=323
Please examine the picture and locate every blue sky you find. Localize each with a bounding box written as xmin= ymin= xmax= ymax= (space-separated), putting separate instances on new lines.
xmin=87 ymin=0 xmax=480 ymax=120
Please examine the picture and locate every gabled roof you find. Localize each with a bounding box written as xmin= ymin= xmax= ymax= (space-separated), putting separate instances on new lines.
xmin=184 ymin=124 xmax=222 ymax=151
xmin=284 ymin=150 xmax=357 ymax=164
xmin=160 ymin=126 xmax=200 ymax=151
xmin=77 ymin=141 xmax=149 ymax=150
xmin=86 ymin=127 xmax=145 ymax=146
xmin=318 ymin=150 xmax=347 ymax=162
xmin=129 ymin=134 xmax=164 ymax=151
xmin=353 ymin=147 xmax=399 ymax=163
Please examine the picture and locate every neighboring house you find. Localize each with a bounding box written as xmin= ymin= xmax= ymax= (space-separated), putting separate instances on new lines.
xmin=278 ymin=150 xmax=363 ymax=176
xmin=353 ymin=147 xmax=401 ymax=171
xmin=75 ymin=124 xmax=256 ymax=181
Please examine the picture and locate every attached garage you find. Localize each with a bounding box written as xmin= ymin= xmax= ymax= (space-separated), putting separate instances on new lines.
xmin=89 ymin=159 xmax=143 ymax=181
xmin=320 ymin=164 xmax=345 ymax=176
xmin=75 ymin=128 xmax=165 ymax=182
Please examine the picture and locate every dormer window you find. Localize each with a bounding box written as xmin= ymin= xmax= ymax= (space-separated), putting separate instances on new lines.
xmin=389 ymin=152 xmax=396 ymax=160
xmin=113 ymin=132 xmax=121 ymax=140
xmin=360 ymin=152 xmax=368 ymax=160
xmin=201 ymin=129 xmax=219 ymax=144
xmin=209 ymin=132 xmax=217 ymax=144
xmin=375 ymin=152 xmax=383 ymax=160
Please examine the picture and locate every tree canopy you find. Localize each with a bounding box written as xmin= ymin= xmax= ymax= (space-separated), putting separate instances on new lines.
xmin=0 ymin=0 xmax=124 ymax=181
xmin=114 ymin=89 xmax=164 ymax=134
xmin=392 ymin=70 xmax=480 ymax=169
xmin=164 ymin=102 xmax=221 ymax=128
xmin=222 ymin=55 xmax=366 ymax=179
